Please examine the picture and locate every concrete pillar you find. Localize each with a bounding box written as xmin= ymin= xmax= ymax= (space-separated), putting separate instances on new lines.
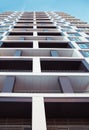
xmin=32 ymin=96 xmax=47 ymax=130
xmin=33 ymin=58 xmax=41 ymax=73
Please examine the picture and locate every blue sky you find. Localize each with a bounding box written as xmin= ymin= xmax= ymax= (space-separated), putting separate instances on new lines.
xmin=0 ymin=0 xmax=89 ymax=23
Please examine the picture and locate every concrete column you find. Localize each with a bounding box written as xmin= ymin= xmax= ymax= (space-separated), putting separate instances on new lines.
xmin=33 ymin=31 xmax=37 ymax=36
xmin=32 ymin=96 xmax=47 ymax=130
xmin=33 ymin=57 xmax=41 ymax=73
xmin=33 ymin=41 xmax=38 ymax=49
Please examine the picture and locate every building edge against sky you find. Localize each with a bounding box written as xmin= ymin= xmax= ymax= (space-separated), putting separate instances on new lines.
xmin=0 ymin=11 xmax=89 ymax=129
xmin=0 ymin=0 xmax=89 ymax=23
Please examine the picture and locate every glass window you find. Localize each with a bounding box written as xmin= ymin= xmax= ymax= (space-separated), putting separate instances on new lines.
xmin=86 ymin=33 xmax=89 ymax=36
xmin=0 ymin=29 xmax=8 ymax=32
xmin=81 ymin=51 xmax=89 ymax=57
xmin=86 ymin=37 xmax=89 ymax=41
xmin=68 ymin=37 xmax=81 ymax=42
xmin=0 ymin=26 xmax=9 ymax=28
xmin=68 ymin=33 xmax=80 ymax=36
xmin=76 ymin=29 xmax=83 ymax=32
xmin=0 ymin=37 xmax=2 ymax=40
xmin=4 ymin=23 xmax=13 ymax=26
xmin=43 ymin=29 xmax=48 ymax=32
xmin=85 ymin=52 xmax=89 ymax=57
xmin=79 ymin=44 xmax=88 ymax=49
xmin=62 ymin=26 xmax=71 ymax=29
xmin=0 ymin=32 xmax=3 ymax=36
xmin=62 ymin=29 xmax=71 ymax=32
xmin=50 ymin=50 xmax=59 ymax=57
xmin=46 ymin=37 xmax=53 ymax=40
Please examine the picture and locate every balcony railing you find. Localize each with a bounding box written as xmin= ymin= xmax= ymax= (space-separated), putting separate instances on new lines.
xmin=5 ymin=36 xmax=66 ymax=41
xmin=14 ymin=90 xmax=61 ymax=93
xmin=0 ymin=126 xmax=31 ymax=130
xmin=47 ymin=126 xmax=89 ymax=130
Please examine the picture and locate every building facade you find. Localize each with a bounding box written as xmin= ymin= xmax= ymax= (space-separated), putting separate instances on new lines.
xmin=0 ymin=11 xmax=89 ymax=130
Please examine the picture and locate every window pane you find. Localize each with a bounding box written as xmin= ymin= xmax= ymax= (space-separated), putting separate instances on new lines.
xmin=69 ymin=37 xmax=81 ymax=42
xmin=68 ymin=33 xmax=80 ymax=36
xmin=79 ymin=44 xmax=88 ymax=49
xmin=62 ymin=29 xmax=70 ymax=32
xmin=84 ymin=52 xmax=89 ymax=57
xmin=86 ymin=37 xmax=89 ymax=41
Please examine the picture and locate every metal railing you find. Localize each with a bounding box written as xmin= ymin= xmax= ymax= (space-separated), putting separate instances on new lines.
xmin=14 ymin=90 xmax=61 ymax=93
xmin=47 ymin=126 xmax=89 ymax=130
xmin=0 ymin=125 xmax=31 ymax=130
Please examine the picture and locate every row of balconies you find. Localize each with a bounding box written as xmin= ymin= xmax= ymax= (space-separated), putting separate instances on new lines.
xmin=3 ymin=35 xmax=89 ymax=43
xmin=70 ymin=21 xmax=87 ymax=25
xmin=0 ymin=59 xmax=88 ymax=73
xmin=0 ymin=48 xmax=88 ymax=57
xmin=4 ymin=36 xmax=66 ymax=41
xmin=0 ymin=13 xmax=13 ymax=21
xmin=76 ymin=24 xmax=89 ymax=28
xmin=17 ymin=20 xmax=51 ymax=22
xmin=0 ymin=97 xmax=89 ymax=129
xmin=55 ymin=12 xmax=72 ymax=16
xmin=19 ymin=18 xmax=50 ymax=20
xmin=13 ymin=26 xmax=56 ymax=29
xmin=0 ymin=49 xmax=81 ymax=57
xmin=16 ymin=21 xmax=53 ymax=24
xmin=0 ymin=75 xmax=89 ymax=93
xmin=1 ymin=41 xmax=89 ymax=49
xmin=0 ymin=41 xmax=73 ymax=48
xmin=9 ymin=32 xmax=62 ymax=36
xmin=14 ymin=25 xmax=57 ymax=28
xmin=8 ymin=31 xmax=86 ymax=37
xmin=11 ymin=28 xmax=58 ymax=32
xmin=21 ymin=15 xmax=48 ymax=18
xmin=22 ymin=13 xmax=47 ymax=16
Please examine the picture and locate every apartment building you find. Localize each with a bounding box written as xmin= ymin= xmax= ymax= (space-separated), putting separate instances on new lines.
xmin=0 ymin=11 xmax=89 ymax=130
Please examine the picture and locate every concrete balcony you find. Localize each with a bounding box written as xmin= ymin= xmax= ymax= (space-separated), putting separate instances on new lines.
xmin=11 ymin=28 xmax=58 ymax=32
xmin=19 ymin=18 xmax=33 ymax=20
xmin=0 ymin=58 xmax=32 ymax=72
xmin=0 ymin=76 xmax=61 ymax=93
xmin=0 ymin=97 xmax=32 ymax=129
xmin=0 ymin=49 xmax=79 ymax=57
xmin=9 ymin=32 xmax=33 ymax=36
xmin=45 ymin=97 xmax=89 ymax=129
xmin=15 ymin=23 xmax=34 ymax=26
xmin=37 ymin=25 xmax=57 ymax=29
xmin=17 ymin=20 xmax=33 ymax=22
xmin=1 ymin=41 xmax=33 ymax=48
xmin=5 ymin=36 xmax=67 ymax=42
xmin=0 ymin=75 xmax=89 ymax=93
xmin=14 ymin=25 xmax=33 ymax=28
xmin=37 ymin=32 xmax=62 ymax=36
xmin=40 ymin=59 xmax=89 ymax=72
xmin=39 ymin=42 xmax=73 ymax=48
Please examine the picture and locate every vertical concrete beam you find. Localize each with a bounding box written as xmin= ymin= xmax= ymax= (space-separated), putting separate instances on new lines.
xmin=33 ymin=58 xmax=41 ymax=73
xmin=32 ymin=97 xmax=47 ymax=130
xmin=33 ymin=41 xmax=38 ymax=49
